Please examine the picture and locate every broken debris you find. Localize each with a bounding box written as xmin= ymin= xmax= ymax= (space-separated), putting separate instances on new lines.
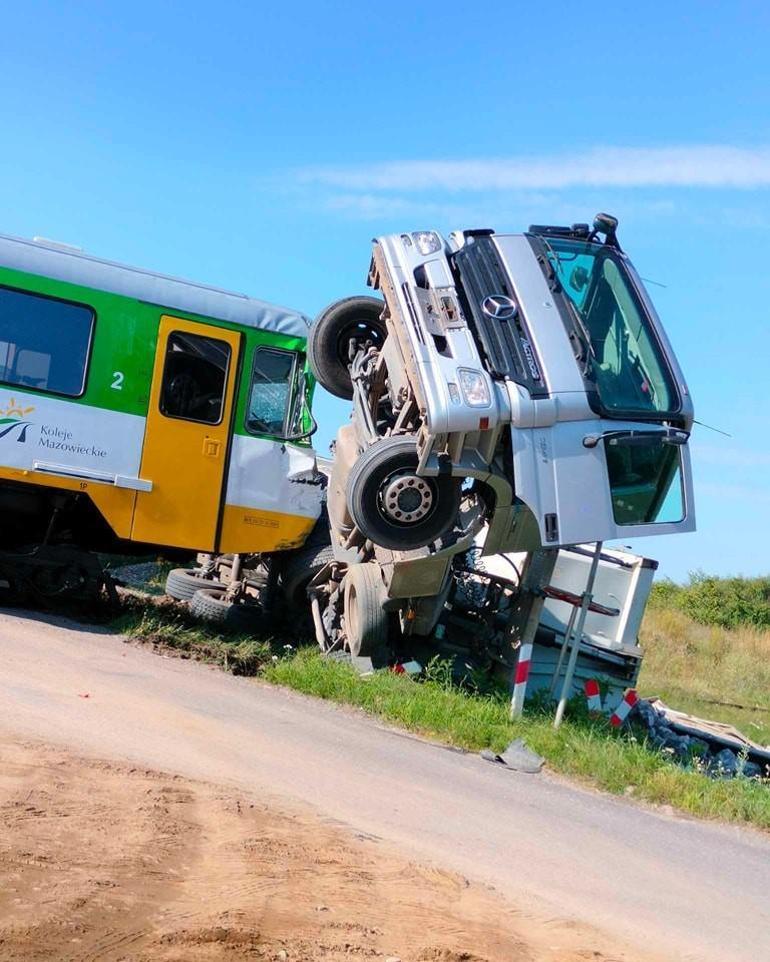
xmin=632 ymin=698 xmax=768 ymax=780
xmin=480 ymin=739 xmax=544 ymax=774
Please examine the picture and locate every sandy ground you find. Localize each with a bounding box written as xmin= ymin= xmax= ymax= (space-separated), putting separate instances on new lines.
xmin=4 ymin=609 xmax=769 ymax=962
xmin=0 ymin=737 xmax=634 ymax=962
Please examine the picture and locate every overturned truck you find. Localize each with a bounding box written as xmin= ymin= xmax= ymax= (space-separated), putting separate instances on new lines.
xmin=306 ymin=214 xmax=695 ymax=688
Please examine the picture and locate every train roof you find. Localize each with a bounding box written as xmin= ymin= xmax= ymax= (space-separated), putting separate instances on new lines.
xmin=0 ymin=232 xmax=310 ymax=339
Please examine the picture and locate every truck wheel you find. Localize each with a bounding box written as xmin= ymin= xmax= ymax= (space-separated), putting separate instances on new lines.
xmin=165 ymin=567 xmax=225 ymax=602
xmin=281 ymin=543 xmax=335 ymax=604
xmin=308 ymin=296 xmax=386 ymax=400
xmin=190 ymin=588 xmax=264 ymax=633
xmin=343 ymin=563 xmax=388 ymax=657
xmin=347 ymin=437 xmax=461 ymax=551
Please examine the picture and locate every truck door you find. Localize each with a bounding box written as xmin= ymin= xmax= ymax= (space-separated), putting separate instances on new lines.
xmin=132 ymin=315 xmax=241 ymax=551
xmin=510 ymin=418 xmax=695 ymax=548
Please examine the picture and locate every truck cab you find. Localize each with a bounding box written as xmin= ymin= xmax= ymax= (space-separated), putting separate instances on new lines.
xmin=312 ymin=214 xmax=694 ymax=558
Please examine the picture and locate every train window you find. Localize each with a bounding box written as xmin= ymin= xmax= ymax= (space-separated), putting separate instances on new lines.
xmin=159 ymin=331 xmax=231 ymax=425
xmin=246 ymin=347 xmax=296 ymax=437
xmin=0 ymin=286 xmax=94 ymax=397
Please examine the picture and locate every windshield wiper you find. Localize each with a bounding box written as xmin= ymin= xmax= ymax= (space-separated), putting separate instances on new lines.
xmin=538 ymin=237 xmax=563 ymax=292
xmin=566 ymin=316 xmax=596 ymax=379
xmin=539 ymin=238 xmax=596 ymax=378
xmin=582 ymin=427 xmax=689 ymax=449
xmin=554 ymin=288 xmax=596 ymax=378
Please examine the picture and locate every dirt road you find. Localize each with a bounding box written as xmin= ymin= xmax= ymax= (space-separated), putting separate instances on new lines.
xmin=1 ymin=608 xmax=768 ymax=962
xmin=2 ymin=738 xmax=596 ymax=962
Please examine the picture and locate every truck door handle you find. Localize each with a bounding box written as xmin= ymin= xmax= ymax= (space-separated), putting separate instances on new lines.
xmin=203 ymin=438 xmax=222 ymax=457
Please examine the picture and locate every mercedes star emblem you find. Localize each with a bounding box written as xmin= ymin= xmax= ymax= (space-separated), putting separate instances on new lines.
xmin=481 ymin=294 xmax=517 ymax=320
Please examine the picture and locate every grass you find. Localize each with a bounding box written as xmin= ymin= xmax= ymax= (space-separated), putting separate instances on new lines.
xmin=113 ymin=595 xmax=273 ymax=676
xmin=263 ymin=649 xmax=770 ymax=829
xmin=100 ymin=565 xmax=770 ymax=832
xmin=640 ymin=606 xmax=770 ymax=745
xmin=109 ymin=591 xmax=770 ymax=831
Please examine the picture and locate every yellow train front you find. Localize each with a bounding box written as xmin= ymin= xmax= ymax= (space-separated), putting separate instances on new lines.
xmin=0 ymin=232 xmax=325 ymax=608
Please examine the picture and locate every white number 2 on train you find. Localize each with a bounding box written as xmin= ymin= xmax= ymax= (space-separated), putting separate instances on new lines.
xmin=111 ymin=371 xmax=124 ymax=391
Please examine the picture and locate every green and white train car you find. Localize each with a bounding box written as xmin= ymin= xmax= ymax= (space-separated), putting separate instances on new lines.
xmin=0 ymin=233 xmax=324 ymax=576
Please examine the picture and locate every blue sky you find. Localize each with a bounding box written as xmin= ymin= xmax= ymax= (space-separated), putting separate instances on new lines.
xmin=2 ymin=1 xmax=769 ymax=580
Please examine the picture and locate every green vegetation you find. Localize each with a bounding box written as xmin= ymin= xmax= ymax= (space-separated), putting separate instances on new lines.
xmin=113 ymin=595 xmax=273 ymax=676
xmin=110 ymin=583 xmax=770 ymax=832
xmin=640 ymin=602 xmax=770 ymax=745
xmin=262 ymin=649 xmax=769 ymax=829
xmin=650 ymin=572 xmax=770 ymax=630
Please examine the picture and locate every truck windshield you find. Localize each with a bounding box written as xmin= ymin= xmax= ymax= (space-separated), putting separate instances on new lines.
xmin=541 ymin=238 xmax=678 ymax=417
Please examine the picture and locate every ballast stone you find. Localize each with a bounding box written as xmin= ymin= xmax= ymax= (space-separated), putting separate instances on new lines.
xmin=630 ymin=699 xmax=765 ymax=780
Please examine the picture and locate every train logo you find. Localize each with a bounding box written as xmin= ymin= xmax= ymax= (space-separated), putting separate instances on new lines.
xmin=0 ymin=398 xmax=36 ymax=443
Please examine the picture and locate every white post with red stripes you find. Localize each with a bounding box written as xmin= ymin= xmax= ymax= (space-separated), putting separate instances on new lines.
xmin=554 ymin=542 xmax=604 ymax=729
xmin=510 ymin=641 xmax=533 ymax=717
xmin=508 ymin=549 xmax=559 ymax=719
xmin=610 ymin=689 xmax=639 ymax=727
xmin=584 ymin=678 xmax=603 ymax=714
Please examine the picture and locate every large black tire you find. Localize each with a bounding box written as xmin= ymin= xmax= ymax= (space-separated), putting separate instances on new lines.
xmin=343 ymin=563 xmax=388 ymax=657
xmin=308 ymin=296 xmax=386 ymax=400
xmin=190 ymin=588 xmax=265 ymax=633
xmin=347 ymin=437 xmax=461 ymax=551
xmin=281 ymin=543 xmax=335 ymax=604
xmin=165 ymin=567 xmax=225 ymax=602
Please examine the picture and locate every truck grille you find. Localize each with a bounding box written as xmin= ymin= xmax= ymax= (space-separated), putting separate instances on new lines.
xmin=452 ymin=235 xmax=546 ymax=396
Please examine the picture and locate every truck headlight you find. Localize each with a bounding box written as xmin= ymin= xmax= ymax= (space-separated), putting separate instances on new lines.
xmin=458 ymin=368 xmax=491 ymax=407
xmin=412 ymin=231 xmax=442 ymax=255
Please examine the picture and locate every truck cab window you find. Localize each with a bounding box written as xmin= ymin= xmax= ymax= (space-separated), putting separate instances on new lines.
xmin=0 ymin=286 xmax=94 ymax=397
xmin=246 ymin=347 xmax=296 ymax=437
xmin=606 ymin=438 xmax=685 ymax=525
xmin=159 ymin=330 xmax=231 ymax=424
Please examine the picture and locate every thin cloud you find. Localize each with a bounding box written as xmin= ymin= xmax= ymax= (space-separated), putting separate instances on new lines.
xmin=298 ymin=145 xmax=770 ymax=192
xmin=322 ymin=191 xmax=556 ymax=223
xmin=320 ymin=191 xmax=679 ymax=224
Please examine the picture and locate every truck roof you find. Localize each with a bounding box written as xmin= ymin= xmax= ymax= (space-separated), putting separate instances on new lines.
xmin=0 ymin=232 xmax=310 ymax=340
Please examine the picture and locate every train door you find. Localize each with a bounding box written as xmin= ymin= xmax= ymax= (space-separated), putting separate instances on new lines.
xmin=132 ymin=315 xmax=241 ymax=550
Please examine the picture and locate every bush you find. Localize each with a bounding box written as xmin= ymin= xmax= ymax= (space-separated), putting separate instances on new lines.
xmin=651 ymin=572 xmax=770 ymax=630
xmin=648 ymin=578 xmax=684 ymax=609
